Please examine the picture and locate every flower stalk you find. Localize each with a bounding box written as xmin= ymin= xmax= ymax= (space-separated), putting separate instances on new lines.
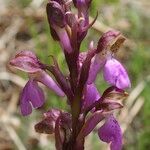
xmin=9 ymin=0 xmax=131 ymax=150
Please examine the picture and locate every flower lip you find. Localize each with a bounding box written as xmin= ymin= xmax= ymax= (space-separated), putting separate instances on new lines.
xmin=98 ymin=115 xmax=122 ymax=150
xmin=20 ymin=79 xmax=45 ymax=116
xmin=103 ymin=58 xmax=131 ymax=89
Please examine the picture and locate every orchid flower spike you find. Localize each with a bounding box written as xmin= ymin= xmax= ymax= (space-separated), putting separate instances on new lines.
xmin=9 ymin=1 xmax=131 ymax=149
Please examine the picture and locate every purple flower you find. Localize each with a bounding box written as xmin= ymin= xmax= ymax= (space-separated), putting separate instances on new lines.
xmin=103 ymin=58 xmax=131 ymax=89
xmin=10 ymin=50 xmax=64 ymax=96
xmin=88 ymin=56 xmax=131 ymax=89
xmin=87 ymin=30 xmax=121 ymax=84
xmin=77 ymin=109 xmax=122 ymax=150
xmin=98 ymin=115 xmax=122 ymax=150
xmin=10 ymin=50 xmax=65 ymax=115
xmin=87 ymin=30 xmax=125 ymax=84
xmin=20 ymin=79 xmax=44 ymax=116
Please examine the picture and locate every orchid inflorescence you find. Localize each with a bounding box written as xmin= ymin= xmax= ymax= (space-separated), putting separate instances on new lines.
xmin=9 ymin=0 xmax=131 ymax=150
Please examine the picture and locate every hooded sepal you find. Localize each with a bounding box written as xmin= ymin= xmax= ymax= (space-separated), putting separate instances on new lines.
xmin=95 ymin=86 xmax=127 ymax=112
xmin=10 ymin=50 xmax=41 ymax=73
xmin=96 ymin=30 xmax=121 ymax=53
xmin=101 ymin=86 xmax=128 ymax=101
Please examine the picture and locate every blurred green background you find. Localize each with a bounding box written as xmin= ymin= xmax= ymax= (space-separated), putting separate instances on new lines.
xmin=0 ymin=0 xmax=150 ymax=149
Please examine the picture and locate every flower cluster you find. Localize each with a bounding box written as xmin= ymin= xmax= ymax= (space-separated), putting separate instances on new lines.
xmin=9 ymin=0 xmax=131 ymax=150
